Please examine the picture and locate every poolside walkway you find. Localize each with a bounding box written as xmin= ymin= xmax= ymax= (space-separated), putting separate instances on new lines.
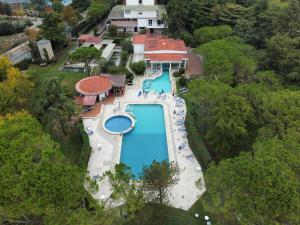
xmin=83 ymin=72 xmax=206 ymax=210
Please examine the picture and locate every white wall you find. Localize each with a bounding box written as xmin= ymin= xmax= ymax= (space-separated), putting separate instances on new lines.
xmin=137 ymin=19 xmax=149 ymax=27
xmin=133 ymin=44 xmax=145 ymax=54
xmin=37 ymin=40 xmax=54 ymax=61
xmin=126 ymin=0 xmax=155 ymax=5
xmin=124 ymin=10 xmax=157 ymax=19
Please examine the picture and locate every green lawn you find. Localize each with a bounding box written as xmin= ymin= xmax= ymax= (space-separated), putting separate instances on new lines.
xmin=127 ymin=195 xmax=213 ymax=225
xmin=26 ymin=45 xmax=86 ymax=96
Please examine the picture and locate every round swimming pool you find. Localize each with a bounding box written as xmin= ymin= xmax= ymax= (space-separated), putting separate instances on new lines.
xmin=103 ymin=115 xmax=135 ymax=135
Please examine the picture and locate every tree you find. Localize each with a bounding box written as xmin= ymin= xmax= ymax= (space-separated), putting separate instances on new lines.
xmin=41 ymin=13 xmax=67 ymax=50
xmin=108 ymin=24 xmax=118 ymax=37
xmin=196 ymin=37 xmax=257 ymax=85
xmin=4 ymin=3 xmax=12 ymax=16
xmin=265 ymin=34 xmax=300 ymax=83
xmin=70 ymin=47 xmax=101 ymax=75
xmin=62 ymin=6 xmax=80 ymax=26
xmin=167 ymin=0 xmax=188 ymax=35
xmin=204 ymin=137 xmax=300 ymax=225
xmin=52 ymin=0 xmax=64 ymax=12
xmin=0 ymin=112 xmax=86 ymax=224
xmin=0 ymin=57 xmax=33 ymax=115
xmin=194 ymin=25 xmax=232 ymax=44
xmin=28 ymin=41 xmax=42 ymax=64
xmin=72 ymin=0 xmax=91 ymax=12
xmin=31 ymin=79 xmax=75 ymax=137
xmin=206 ymin=94 xmax=255 ymax=156
xmin=88 ymin=0 xmax=113 ymax=24
xmin=105 ymin=164 xmax=144 ymax=220
xmin=140 ymin=161 xmax=179 ymax=205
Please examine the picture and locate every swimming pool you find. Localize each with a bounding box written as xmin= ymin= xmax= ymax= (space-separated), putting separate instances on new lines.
xmin=143 ymin=69 xmax=171 ymax=93
xmin=121 ymin=104 xmax=169 ymax=178
xmin=103 ymin=115 xmax=134 ymax=134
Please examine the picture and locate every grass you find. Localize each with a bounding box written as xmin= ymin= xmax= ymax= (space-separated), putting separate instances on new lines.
xmin=26 ymin=45 xmax=86 ymax=96
xmin=127 ymin=195 xmax=213 ymax=225
xmin=27 ymin=44 xmax=87 ymax=164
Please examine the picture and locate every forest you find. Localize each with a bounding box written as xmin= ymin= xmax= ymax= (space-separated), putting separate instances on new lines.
xmin=166 ymin=0 xmax=300 ymax=224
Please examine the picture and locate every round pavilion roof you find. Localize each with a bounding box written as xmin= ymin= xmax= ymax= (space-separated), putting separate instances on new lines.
xmin=76 ymin=76 xmax=112 ymax=96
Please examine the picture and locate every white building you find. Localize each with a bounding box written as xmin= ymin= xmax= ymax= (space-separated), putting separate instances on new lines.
xmin=133 ymin=34 xmax=189 ymax=71
xmin=36 ymin=39 xmax=54 ymax=62
xmin=108 ymin=0 xmax=167 ymax=33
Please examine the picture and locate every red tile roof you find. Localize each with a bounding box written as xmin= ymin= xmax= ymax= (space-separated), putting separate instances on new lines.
xmin=133 ymin=34 xmax=187 ymax=52
xmin=144 ymin=54 xmax=188 ymax=62
xmin=133 ymin=35 xmax=146 ymax=44
xmin=76 ymin=76 xmax=112 ymax=96
xmin=78 ymin=35 xmax=101 ymax=44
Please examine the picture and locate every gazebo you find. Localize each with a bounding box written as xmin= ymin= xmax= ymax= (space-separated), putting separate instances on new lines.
xmin=75 ymin=76 xmax=113 ymax=106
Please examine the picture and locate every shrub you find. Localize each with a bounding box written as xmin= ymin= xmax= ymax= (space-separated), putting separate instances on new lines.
xmin=179 ymin=76 xmax=189 ymax=87
xmin=0 ymin=21 xmax=16 ymax=35
xmin=194 ymin=25 xmax=232 ymax=44
xmin=108 ymin=24 xmax=118 ymax=37
xmin=126 ymin=70 xmax=134 ymax=82
xmin=139 ymin=28 xmax=146 ymax=34
xmin=173 ymin=71 xmax=181 ymax=78
xmin=131 ymin=61 xmax=146 ymax=75
xmin=121 ymin=50 xmax=129 ymax=66
xmin=121 ymin=39 xmax=133 ymax=53
xmin=179 ymin=68 xmax=185 ymax=75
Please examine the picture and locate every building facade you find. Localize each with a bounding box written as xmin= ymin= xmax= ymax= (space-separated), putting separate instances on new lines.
xmin=108 ymin=0 xmax=167 ymax=33
xmin=133 ymin=34 xmax=188 ymax=71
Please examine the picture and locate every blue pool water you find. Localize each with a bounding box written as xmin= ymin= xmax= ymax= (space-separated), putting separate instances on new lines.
xmin=121 ymin=104 xmax=169 ymax=178
xmin=105 ymin=116 xmax=133 ymax=133
xmin=143 ymin=70 xmax=171 ymax=93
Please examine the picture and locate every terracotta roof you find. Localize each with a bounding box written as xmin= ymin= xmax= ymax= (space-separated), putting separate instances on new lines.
xmin=133 ymin=34 xmax=187 ymax=52
xmin=145 ymin=37 xmax=187 ymax=52
xmin=76 ymin=76 xmax=112 ymax=96
xmin=133 ymin=35 xmax=146 ymax=44
xmin=78 ymin=35 xmax=101 ymax=44
xmin=144 ymin=54 xmax=188 ymax=62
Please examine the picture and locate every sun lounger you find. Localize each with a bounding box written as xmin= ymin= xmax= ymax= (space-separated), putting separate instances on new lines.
xmin=162 ymin=95 xmax=167 ymax=100
xmin=179 ymin=87 xmax=187 ymax=92
xmin=176 ymin=103 xmax=184 ymax=107
xmin=138 ymin=91 xmax=142 ymax=96
xmin=177 ymin=126 xmax=186 ymax=132
xmin=181 ymin=89 xmax=188 ymax=93
xmin=185 ymin=154 xmax=194 ymax=160
xmin=176 ymin=122 xmax=184 ymax=126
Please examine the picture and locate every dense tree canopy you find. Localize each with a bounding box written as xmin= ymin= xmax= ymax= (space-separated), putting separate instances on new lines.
xmin=196 ymin=37 xmax=257 ymax=84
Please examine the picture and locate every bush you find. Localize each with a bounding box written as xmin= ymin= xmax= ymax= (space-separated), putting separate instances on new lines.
xmin=120 ymin=50 xmax=129 ymax=66
xmin=126 ymin=70 xmax=134 ymax=82
xmin=0 ymin=21 xmax=16 ymax=35
xmin=108 ymin=24 xmax=118 ymax=37
xmin=121 ymin=39 xmax=133 ymax=53
xmin=173 ymin=71 xmax=181 ymax=78
xmin=179 ymin=76 xmax=189 ymax=87
xmin=131 ymin=61 xmax=146 ymax=75
xmin=139 ymin=28 xmax=146 ymax=34
xmin=179 ymin=68 xmax=185 ymax=75
xmin=194 ymin=25 xmax=232 ymax=44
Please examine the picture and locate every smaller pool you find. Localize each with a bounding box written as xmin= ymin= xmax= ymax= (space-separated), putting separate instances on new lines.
xmin=143 ymin=69 xmax=171 ymax=93
xmin=103 ymin=115 xmax=135 ymax=135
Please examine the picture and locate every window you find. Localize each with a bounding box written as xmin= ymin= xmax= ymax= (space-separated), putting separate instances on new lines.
xmin=157 ymin=20 xmax=163 ymax=26
xmin=139 ymin=0 xmax=142 ymax=4
xmin=148 ymin=20 xmax=152 ymax=26
xmin=138 ymin=12 xmax=143 ymax=15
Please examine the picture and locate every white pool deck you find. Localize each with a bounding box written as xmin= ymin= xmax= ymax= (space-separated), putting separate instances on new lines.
xmin=84 ymin=71 xmax=206 ymax=210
